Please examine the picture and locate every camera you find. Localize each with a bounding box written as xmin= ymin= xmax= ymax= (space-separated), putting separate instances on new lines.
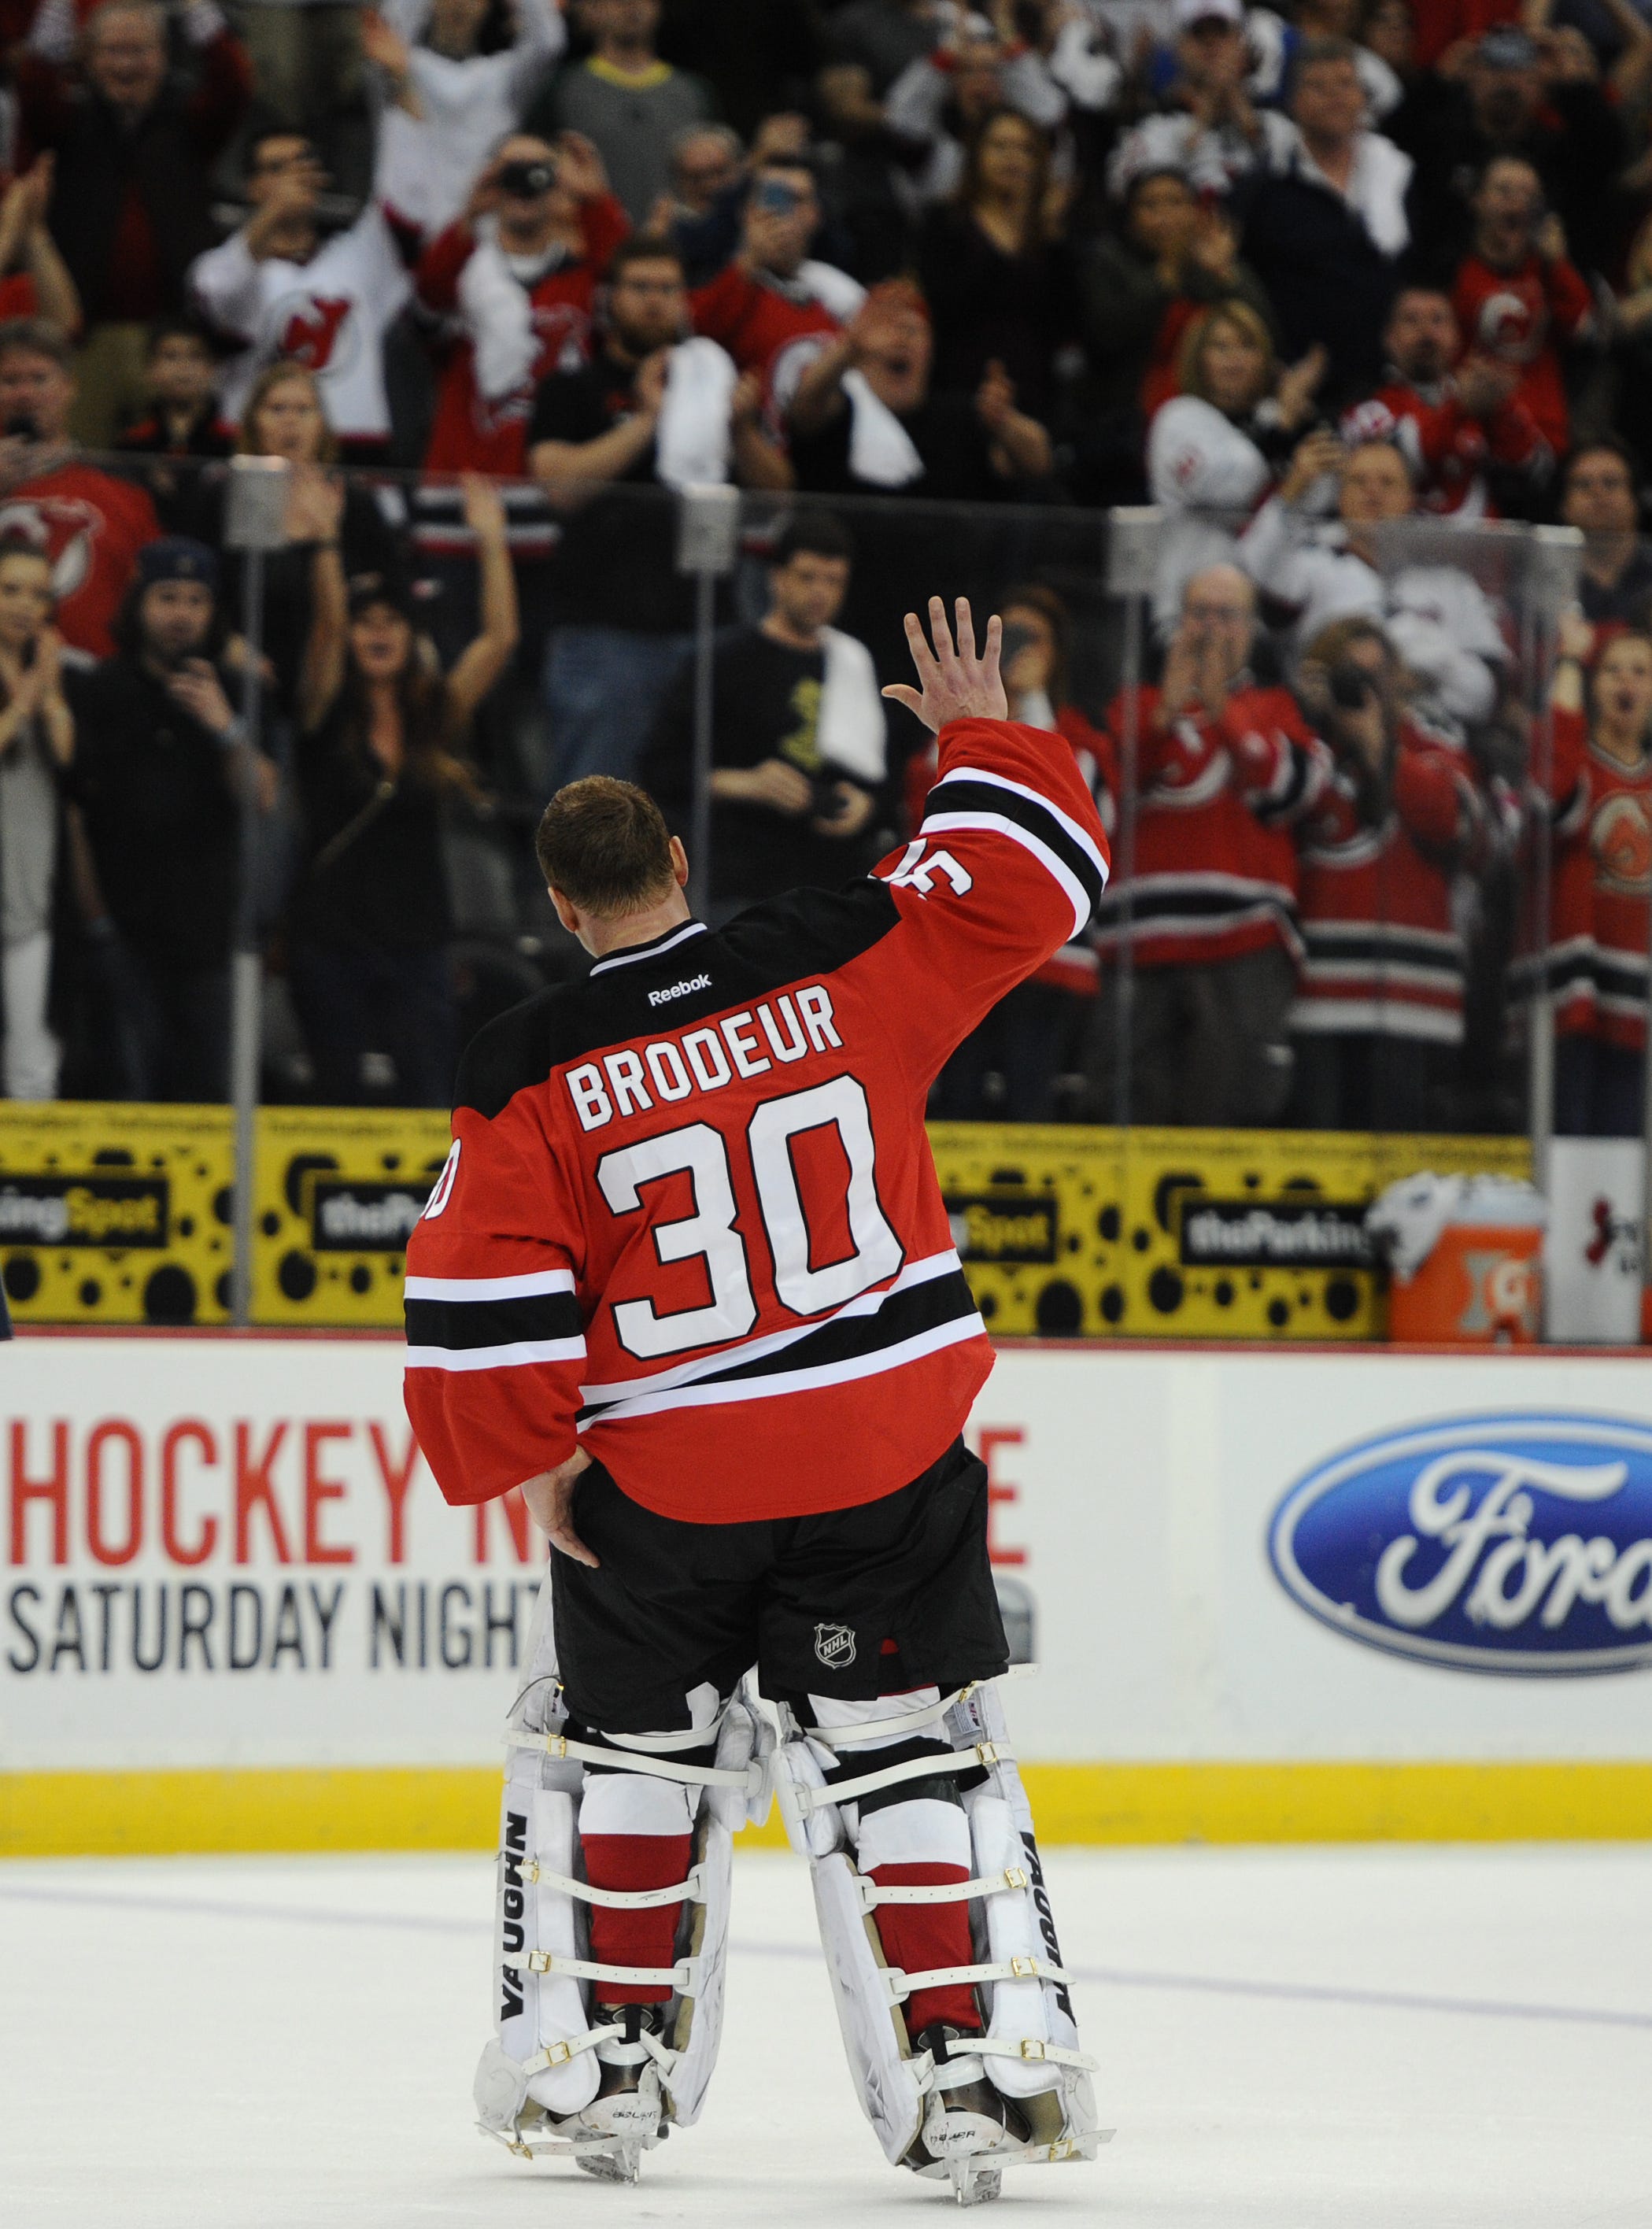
xmin=1000 ymin=620 xmax=1039 ymax=668
xmin=497 ymin=158 xmax=556 ymax=199
xmin=1328 ymin=663 xmax=1373 ymax=712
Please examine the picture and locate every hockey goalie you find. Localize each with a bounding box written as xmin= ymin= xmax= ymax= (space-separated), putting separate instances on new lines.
xmin=403 ymin=596 xmax=1110 ymax=2204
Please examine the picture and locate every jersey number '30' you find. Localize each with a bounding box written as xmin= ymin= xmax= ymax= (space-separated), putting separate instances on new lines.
xmin=594 ymin=1074 xmax=902 ymax=1359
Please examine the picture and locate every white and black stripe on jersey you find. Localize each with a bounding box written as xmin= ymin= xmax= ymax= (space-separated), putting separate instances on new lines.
xmin=404 ymin=715 xmax=1110 ymax=1525
xmin=403 ymin=1269 xmax=586 ymax=1373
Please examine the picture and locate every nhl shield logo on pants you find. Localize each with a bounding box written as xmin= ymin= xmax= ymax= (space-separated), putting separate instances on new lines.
xmin=815 ymin=1622 xmax=856 ymax=1669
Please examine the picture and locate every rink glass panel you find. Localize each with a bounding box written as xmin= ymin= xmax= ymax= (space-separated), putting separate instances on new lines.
xmin=0 ymin=461 xmax=1580 ymax=1327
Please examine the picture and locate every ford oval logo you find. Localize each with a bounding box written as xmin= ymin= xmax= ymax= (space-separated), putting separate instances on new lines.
xmin=1269 ymin=1414 xmax=1652 ymax=1675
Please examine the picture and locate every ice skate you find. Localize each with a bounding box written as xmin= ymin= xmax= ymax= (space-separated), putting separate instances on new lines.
xmin=911 ymin=2024 xmax=1026 ymax=2207
xmin=564 ymin=2005 xmax=667 ymax=2180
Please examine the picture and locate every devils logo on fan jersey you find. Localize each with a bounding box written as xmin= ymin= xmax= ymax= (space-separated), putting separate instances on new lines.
xmin=0 ymin=496 xmax=100 ymax=603
xmin=1589 ymin=788 xmax=1652 ymax=896
xmin=272 ymin=292 xmax=357 ymax=375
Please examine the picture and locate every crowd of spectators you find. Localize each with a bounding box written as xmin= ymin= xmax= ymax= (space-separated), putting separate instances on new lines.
xmin=0 ymin=0 xmax=1644 ymax=1134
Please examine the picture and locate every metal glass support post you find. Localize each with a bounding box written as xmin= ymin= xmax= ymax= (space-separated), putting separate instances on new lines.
xmin=1526 ymin=526 xmax=1581 ymax=1214
xmin=674 ymin=485 xmax=741 ymax=920
xmin=224 ymin=456 xmax=291 ymax=1326
xmin=1104 ymin=508 xmax=1162 ymax=1132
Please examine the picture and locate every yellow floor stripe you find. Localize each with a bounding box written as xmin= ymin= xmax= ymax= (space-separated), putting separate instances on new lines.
xmin=4 ymin=1762 xmax=1650 ymax=1858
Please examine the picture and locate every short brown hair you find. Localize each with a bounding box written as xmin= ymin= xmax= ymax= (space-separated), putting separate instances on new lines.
xmin=536 ymin=777 xmax=676 ymax=916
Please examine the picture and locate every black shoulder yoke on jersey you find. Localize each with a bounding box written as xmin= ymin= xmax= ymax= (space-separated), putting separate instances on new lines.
xmin=454 ymin=880 xmax=903 ymax=1122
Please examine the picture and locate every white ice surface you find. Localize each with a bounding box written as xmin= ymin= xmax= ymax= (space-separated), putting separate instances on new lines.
xmin=3 ymin=1845 xmax=1650 ymax=2227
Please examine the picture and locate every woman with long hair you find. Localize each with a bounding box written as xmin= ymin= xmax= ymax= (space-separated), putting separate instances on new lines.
xmin=194 ymin=360 xmax=405 ymax=708
xmin=916 ymin=105 xmax=1070 ymax=420
xmin=1147 ymin=296 xmax=1325 ymax=630
xmin=0 ymin=537 xmax=71 ymax=1099
xmin=288 ymin=472 xmax=518 ymax=1104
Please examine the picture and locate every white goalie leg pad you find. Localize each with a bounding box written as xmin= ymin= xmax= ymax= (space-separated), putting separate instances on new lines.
xmin=776 ymin=1678 xmax=1103 ymax=2172
xmin=476 ymin=1584 xmax=602 ymax=2134
xmin=773 ymin=1690 xmax=971 ymax=2169
xmin=654 ymin=1690 xmax=761 ymax=2127
xmin=810 ymin=1848 xmax=930 ymax=2165
xmin=949 ymin=1683 xmax=1100 ymax=2149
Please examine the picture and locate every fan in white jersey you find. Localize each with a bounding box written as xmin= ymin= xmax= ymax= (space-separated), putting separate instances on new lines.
xmin=1239 ymin=431 xmax=1509 ymax=730
xmin=189 ymin=127 xmax=422 ymax=449
xmin=1147 ymin=295 xmax=1327 ymax=632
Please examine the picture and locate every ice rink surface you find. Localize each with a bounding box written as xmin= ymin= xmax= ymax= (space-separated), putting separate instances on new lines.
xmin=4 ymin=1843 xmax=1650 ymax=2229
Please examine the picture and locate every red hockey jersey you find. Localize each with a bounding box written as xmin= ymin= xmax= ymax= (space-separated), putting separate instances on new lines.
xmin=1363 ymin=375 xmax=1547 ymax=519
xmin=2 ymin=462 xmax=160 ymax=657
xmin=904 ymin=705 xmax=1112 ymax=996
xmin=404 ymin=715 xmax=1109 ymax=1523
xmin=689 ymin=262 xmax=844 ymax=421
xmin=1546 ymin=705 xmax=1652 ymax=1050
xmin=1291 ymin=730 xmax=1484 ymax=1043
xmin=1450 ymin=251 xmax=1594 ymax=453
xmin=416 ymin=194 xmax=630 ymax=476
xmin=1092 ymin=681 xmax=1328 ymax=968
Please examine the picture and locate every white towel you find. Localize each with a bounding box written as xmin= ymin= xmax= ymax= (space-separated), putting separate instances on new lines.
xmin=456 ymin=236 xmax=538 ymax=403
xmin=818 ymin=628 xmax=886 ymax=785
xmin=844 ymin=370 xmax=924 ymax=490
xmin=656 ymin=337 xmax=737 ymax=491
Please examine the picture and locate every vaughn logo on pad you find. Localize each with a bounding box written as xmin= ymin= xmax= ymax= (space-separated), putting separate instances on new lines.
xmin=1268 ymin=1414 xmax=1652 ymax=1675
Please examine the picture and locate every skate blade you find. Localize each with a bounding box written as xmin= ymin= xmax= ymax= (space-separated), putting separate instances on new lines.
xmin=575 ymin=2139 xmax=644 ymax=2185
xmin=948 ymin=2157 xmax=1003 ymax=2208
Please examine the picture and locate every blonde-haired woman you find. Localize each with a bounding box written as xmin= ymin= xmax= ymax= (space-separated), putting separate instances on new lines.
xmin=1146 ymin=297 xmax=1325 ymax=633
xmin=197 ymin=360 xmax=405 ymax=709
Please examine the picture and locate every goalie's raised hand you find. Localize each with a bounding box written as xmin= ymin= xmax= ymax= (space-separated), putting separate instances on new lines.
xmin=881 ymin=595 xmax=1007 ymax=734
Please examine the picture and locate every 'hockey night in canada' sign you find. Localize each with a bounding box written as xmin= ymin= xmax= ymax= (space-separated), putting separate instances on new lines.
xmin=1269 ymin=1414 xmax=1652 ymax=1674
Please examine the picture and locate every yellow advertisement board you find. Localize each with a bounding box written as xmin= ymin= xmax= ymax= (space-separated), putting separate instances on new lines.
xmin=929 ymin=1123 xmax=1532 ymax=1340
xmin=0 ymin=1104 xmax=1530 ymax=1337
xmin=252 ymin=1105 xmax=451 ymax=1325
xmin=0 ymin=1102 xmax=233 ymax=1325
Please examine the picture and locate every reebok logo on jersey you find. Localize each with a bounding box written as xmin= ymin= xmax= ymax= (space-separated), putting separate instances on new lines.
xmin=648 ymin=973 xmax=711 ymax=1008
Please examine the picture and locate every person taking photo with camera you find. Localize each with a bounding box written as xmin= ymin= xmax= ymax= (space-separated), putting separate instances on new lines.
xmin=1287 ymin=613 xmax=1487 ymax=1129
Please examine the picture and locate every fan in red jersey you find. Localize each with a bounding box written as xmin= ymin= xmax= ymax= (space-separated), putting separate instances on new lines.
xmin=416 ymin=131 xmax=630 ymax=482
xmin=0 ymin=318 xmax=157 ymax=658
xmin=1091 ymin=561 xmax=1331 ymax=1126
xmin=1288 ymin=614 xmax=1488 ymax=1129
xmin=1358 ymin=283 xmax=1548 ymax=520
xmin=1540 ymin=608 xmax=1652 ymax=1137
xmin=690 ymin=153 xmax=863 ymax=428
xmin=1450 ymin=154 xmax=1596 ymax=455
xmin=403 ymin=597 xmax=1107 ymax=2198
